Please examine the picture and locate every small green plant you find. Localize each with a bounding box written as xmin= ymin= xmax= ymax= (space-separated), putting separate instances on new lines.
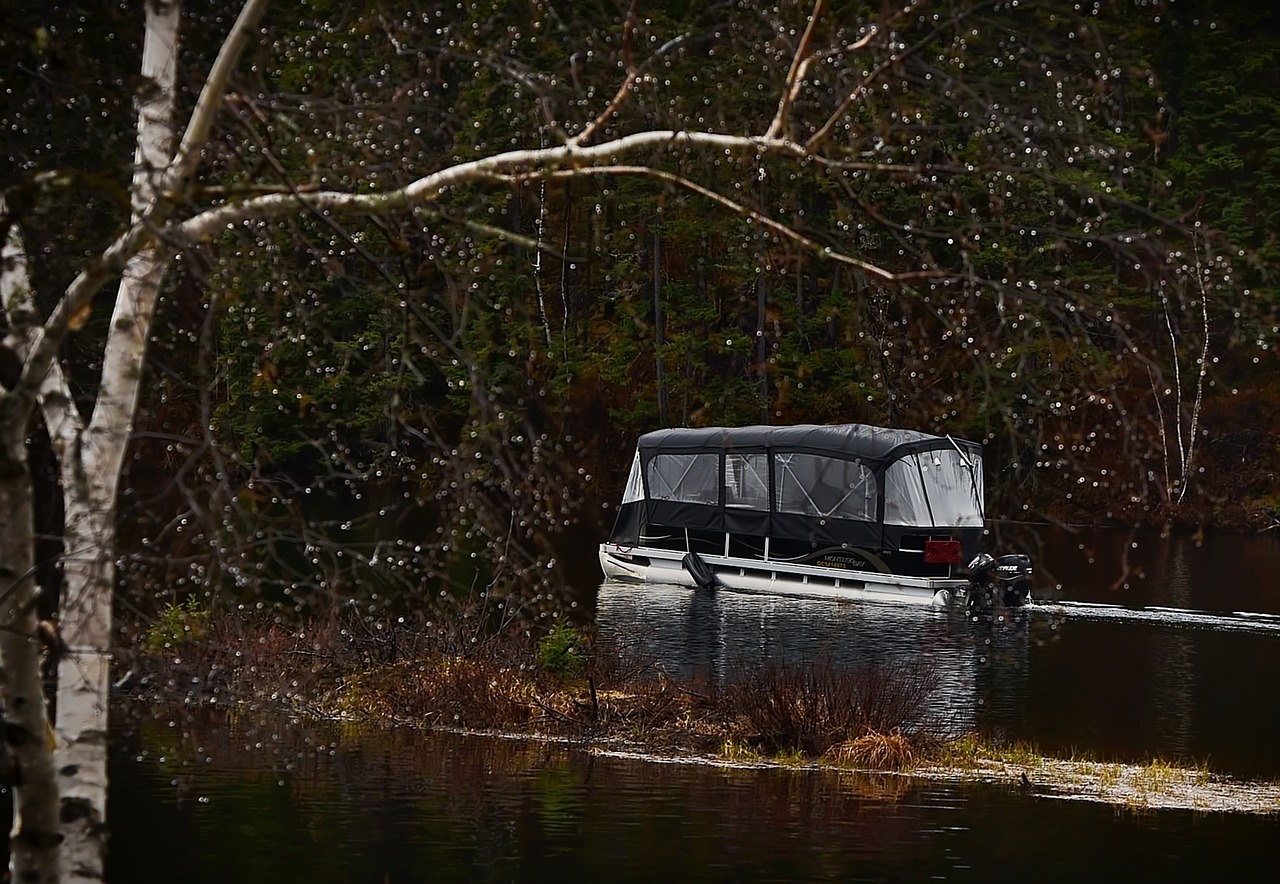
xmin=1097 ymin=763 xmax=1123 ymax=790
xmin=1134 ymin=758 xmax=1179 ymax=794
xmin=720 ymin=738 xmax=762 ymax=761
xmin=934 ymin=732 xmax=984 ymax=767
xmin=774 ymin=746 xmax=809 ymax=765
xmin=931 ymin=732 xmax=1044 ymax=770
xmin=999 ymin=740 xmax=1044 ymax=768
xmin=145 ymin=597 xmax=210 ymax=653
xmin=536 ymin=622 xmax=588 ymax=680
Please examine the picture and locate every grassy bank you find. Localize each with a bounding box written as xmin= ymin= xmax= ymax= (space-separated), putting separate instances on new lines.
xmin=122 ymin=608 xmax=1280 ymax=815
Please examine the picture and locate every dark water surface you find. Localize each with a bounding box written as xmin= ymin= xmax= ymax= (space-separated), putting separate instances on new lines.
xmin=109 ymin=528 xmax=1280 ymax=881
xmin=110 ymin=721 xmax=1276 ymax=883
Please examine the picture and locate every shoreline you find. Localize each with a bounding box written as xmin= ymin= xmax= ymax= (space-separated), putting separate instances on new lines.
xmin=188 ymin=697 xmax=1280 ymax=816
xmin=125 ymin=612 xmax=1280 ymax=818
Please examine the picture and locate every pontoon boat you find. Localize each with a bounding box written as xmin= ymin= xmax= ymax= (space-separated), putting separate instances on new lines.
xmin=598 ymin=423 xmax=1032 ymax=611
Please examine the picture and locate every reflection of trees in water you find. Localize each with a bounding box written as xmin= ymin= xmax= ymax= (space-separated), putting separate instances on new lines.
xmin=967 ymin=530 xmax=1280 ymax=773
xmin=967 ymin=614 xmax=1035 ymax=742
xmin=115 ymin=705 xmax=942 ymax=881
xmin=594 ymin=585 xmax=1006 ymax=738
xmin=117 ymin=707 xmax=591 ymax=878
xmin=1149 ymin=541 xmax=1196 ymax=759
xmin=1014 ymin=524 xmax=1280 ymax=613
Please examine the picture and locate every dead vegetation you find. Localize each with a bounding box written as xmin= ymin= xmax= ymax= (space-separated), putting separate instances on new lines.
xmin=123 ymin=609 xmax=941 ymax=759
xmin=120 ymin=609 xmax=1280 ymax=814
xmin=825 ymin=730 xmax=919 ymax=772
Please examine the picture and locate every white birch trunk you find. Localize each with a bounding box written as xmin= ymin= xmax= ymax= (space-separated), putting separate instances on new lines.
xmin=0 ymin=211 xmax=61 ymax=884
xmin=54 ymin=2 xmax=181 ymax=880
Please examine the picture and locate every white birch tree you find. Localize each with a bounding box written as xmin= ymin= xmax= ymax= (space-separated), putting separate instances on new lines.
xmin=50 ymin=1 xmax=183 ymax=878
xmin=0 ymin=201 xmax=63 ymax=884
xmin=3 ymin=2 xmax=271 ymax=879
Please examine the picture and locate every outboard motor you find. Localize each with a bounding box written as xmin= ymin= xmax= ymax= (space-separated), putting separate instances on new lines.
xmin=966 ymin=552 xmax=1034 ymax=613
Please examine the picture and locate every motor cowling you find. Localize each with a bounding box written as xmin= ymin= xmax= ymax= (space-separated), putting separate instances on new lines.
xmin=966 ymin=552 xmax=1033 ymax=611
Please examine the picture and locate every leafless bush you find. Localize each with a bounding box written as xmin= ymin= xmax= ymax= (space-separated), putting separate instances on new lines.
xmin=848 ymin=658 xmax=942 ymax=737
xmin=723 ymin=657 xmax=940 ymax=756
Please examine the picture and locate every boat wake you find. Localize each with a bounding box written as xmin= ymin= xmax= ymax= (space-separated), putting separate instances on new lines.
xmin=1028 ymin=600 xmax=1280 ymax=635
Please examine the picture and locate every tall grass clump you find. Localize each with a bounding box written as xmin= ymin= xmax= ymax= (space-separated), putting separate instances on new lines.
xmin=826 ymin=729 xmax=917 ymax=771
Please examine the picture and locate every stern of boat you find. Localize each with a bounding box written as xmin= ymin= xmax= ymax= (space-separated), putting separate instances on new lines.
xmin=964 ymin=552 xmax=1034 ymax=612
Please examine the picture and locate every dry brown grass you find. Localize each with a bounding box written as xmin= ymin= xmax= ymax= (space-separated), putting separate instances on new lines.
xmin=123 ymin=610 xmax=1280 ymax=813
xmin=825 ymin=729 xmax=918 ymax=771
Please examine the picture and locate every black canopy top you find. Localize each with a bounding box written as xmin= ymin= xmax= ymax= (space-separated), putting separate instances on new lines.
xmin=637 ymin=423 xmax=979 ymax=469
xmin=608 ymin=422 xmax=986 ymax=548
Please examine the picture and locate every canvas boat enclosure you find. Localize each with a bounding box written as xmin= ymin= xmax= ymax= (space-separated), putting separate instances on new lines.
xmin=606 ymin=423 xmax=1031 ymax=604
xmin=608 ymin=423 xmax=983 ymax=575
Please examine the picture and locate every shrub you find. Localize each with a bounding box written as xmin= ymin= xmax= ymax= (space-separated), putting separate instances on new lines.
xmin=145 ymin=597 xmax=210 ymax=653
xmin=536 ymin=622 xmax=588 ymax=680
xmin=723 ymin=657 xmax=939 ymax=756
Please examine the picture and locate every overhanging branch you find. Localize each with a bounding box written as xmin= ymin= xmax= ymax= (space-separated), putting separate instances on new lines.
xmin=173 ymin=129 xmax=810 ymax=243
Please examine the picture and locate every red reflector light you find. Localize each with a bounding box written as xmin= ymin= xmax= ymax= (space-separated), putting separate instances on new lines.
xmin=924 ymin=539 xmax=962 ymax=565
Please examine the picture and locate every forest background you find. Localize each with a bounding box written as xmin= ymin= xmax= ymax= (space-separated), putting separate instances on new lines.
xmin=4 ymin=0 xmax=1280 ymax=624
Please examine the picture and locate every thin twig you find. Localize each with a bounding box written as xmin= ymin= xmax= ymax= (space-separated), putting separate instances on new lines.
xmin=805 ymin=0 xmax=943 ymax=152
xmin=766 ymin=0 xmax=827 ymax=140
xmin=1179 ymin=232 xmax=1212 ymax=505
xmin=569 ymin=0 xmax=640 ymax=147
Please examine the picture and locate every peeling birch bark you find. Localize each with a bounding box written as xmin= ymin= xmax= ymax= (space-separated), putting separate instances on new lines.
xmin=51 ymin=2 xmax=182 ymax=880
xmin=1 ymin=211 xmax=61 ymax=884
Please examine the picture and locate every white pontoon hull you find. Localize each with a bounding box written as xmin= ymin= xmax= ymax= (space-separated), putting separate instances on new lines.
xmin=599 ymin=542 xmax=968 ymax=608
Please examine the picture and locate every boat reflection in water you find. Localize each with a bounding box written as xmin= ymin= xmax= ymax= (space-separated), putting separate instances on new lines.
xmin=594 ymin=581 xmax=1031 ymax=739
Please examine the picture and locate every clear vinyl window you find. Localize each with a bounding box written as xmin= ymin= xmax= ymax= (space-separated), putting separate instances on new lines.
xmin=620 ymin=451 xmax=645 ymax=504
xmin=883 ymin=449 xmax=983 ymax=526
xmin=725 ymin=453 xmax=769 ymax=509
xmin=774 ymin=453 xmax=876 ymax=521
xmin=645 ymin=453 xmax=720 ymax=505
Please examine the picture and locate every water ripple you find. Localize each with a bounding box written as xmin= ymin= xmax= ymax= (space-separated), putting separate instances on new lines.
xmin=1029 ymin=600 xmax=1280 ymax=635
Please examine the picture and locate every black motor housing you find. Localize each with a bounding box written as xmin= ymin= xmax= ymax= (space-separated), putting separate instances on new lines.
xmin=966 ymin=552 xmax=1034 ymax=611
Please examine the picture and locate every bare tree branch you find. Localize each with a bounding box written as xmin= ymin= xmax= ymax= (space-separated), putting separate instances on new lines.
xmin=175 ymin=130 xmax=814 ymax=244
xmin=11 ymin=0 xmax=269 ymax=423
xmin=765 ymin=0 xmax=827 ymax=140
xmin=570 ymin=0 xmax=640 ymax=147
xmin=805 ymin=0 xmax=938 ymax=152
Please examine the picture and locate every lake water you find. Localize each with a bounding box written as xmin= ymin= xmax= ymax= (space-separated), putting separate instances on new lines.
xmin=109 ymin=720 xmax=1276 ymax=883
xmin=106 ymin=527 xmax=1280 ymax=880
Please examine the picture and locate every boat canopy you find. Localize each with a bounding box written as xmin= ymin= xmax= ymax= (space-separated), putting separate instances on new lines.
xmin=608 ymin=423 xmax=984 ymax=549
